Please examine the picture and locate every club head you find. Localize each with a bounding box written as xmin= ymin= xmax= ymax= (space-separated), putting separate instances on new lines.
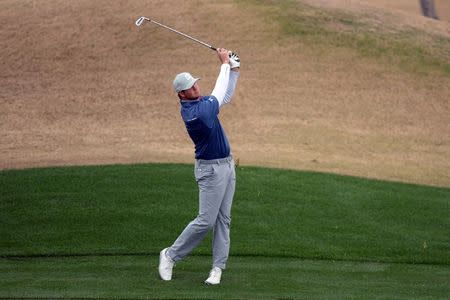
xmin=135 ymin=17 xmax=150 ymax=27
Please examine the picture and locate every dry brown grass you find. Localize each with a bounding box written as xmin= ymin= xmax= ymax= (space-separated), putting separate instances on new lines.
xmin=1 ymin=0 xmax=449 ymax=187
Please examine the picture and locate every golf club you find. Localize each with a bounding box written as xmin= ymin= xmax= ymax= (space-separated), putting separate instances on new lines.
xmin=135 ymin=16 xmax=217 ymax=51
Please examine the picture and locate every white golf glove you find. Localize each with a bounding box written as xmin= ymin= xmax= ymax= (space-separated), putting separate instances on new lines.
xmin=228 ymin=51 xmax=240 ymax=68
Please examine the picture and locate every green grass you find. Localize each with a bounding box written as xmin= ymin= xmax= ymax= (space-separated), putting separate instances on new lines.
xmin=1 ymin=164 xmax=449 ymax=299
xmin=2 ymin=256 xmax=449 ymax=299
xmin=237 ymin=0 xmax=450 ymax=76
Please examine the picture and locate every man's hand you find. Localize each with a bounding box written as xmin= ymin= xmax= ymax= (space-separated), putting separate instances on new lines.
xmin=228 ymin=51 xmax=240 ymax=70
xmin=217 ymin=48 xmax=230 ymax=65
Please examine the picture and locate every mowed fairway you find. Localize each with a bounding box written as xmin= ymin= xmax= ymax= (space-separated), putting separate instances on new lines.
xmin=1 ymin=165 xmax=449 ymax=299
xmin=2 ymin=256 xmax=449 ymax=299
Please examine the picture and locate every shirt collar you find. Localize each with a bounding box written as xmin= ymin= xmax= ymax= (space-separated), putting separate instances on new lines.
xmin=180 ymin=97 xmax=201 ymax=104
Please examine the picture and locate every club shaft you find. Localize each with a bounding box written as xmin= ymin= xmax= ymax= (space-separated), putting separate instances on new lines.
xmin=146 ymin=18 xmax=216 ymax=51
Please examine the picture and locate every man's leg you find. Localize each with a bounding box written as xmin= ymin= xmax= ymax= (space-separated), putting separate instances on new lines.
xmin=167 ymin=162 xmax=227 ymax=262
xmin=212 ymin=160 xmax=236 ymax=269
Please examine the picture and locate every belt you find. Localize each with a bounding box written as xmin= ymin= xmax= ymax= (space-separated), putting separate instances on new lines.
xmin=196 ymin=156 xmax=233 ymax=165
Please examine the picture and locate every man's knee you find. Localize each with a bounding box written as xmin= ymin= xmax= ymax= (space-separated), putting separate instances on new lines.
xmin=194 ymin=215 xmax=215 ymax=232
xmin=217 ymin=213 xmax=231 ymax=227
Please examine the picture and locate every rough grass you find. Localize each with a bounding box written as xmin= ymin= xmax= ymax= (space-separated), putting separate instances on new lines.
xmin=1 ymin=0 xmax=449 ymax=188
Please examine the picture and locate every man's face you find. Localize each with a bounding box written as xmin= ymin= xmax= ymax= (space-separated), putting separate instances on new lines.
xmin=179 ymin=82 xmax=201 ymax=100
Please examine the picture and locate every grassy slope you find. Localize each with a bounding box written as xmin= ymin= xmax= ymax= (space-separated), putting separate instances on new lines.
xmin=1 ymin=165 xmax=449 ymax=298
xmin=1 ymin=0 xmax=449 ymax=187
xmin=246 ymin=0 xmax=450 ymax=75
xmin=236 ymin=0 xmax=450 ymax=188
xmin=1 ymin=164 xmax=449 ymax=264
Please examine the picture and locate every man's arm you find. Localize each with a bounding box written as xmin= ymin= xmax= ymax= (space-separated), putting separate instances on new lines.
xmin=211 ymin=63 xmax=230 ymax=106
xmin=221 ymin=69 xmax=239 ymax=106
xmin=211 ymin=48 xmax=240 ymax=107
xmin=211 ymin=48 xmax=230 ymax=106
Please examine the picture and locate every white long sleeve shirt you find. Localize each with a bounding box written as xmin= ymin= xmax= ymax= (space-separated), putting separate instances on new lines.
xmin=211 ymin=64 xmax=240 ymax=108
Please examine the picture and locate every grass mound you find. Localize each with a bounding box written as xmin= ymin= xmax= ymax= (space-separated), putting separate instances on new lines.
xmin=1 ymin=0 xmax=449 ymax=187
xmin=1 ymin=164 xmax=449 ymax=298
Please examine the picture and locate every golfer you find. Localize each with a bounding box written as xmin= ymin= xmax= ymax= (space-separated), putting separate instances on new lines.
xmin=158 ymin=48 xmax=240 ymax=285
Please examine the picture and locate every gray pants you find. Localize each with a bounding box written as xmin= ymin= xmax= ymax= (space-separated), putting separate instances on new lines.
xmin=167 ymin=156 xmax=236 ymax=269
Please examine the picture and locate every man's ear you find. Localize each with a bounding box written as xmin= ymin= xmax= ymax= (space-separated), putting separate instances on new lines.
xmin=178 ymin=91 xmax=184 ymax=99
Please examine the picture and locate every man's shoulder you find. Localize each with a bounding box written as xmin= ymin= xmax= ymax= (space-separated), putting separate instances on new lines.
xmin=181 ymin=96 xmax=218 ymax=120
xmin=199 ymin=95 xmax=219 ymax=112
xmin=200 ymin=95 xmax=217 ymax=103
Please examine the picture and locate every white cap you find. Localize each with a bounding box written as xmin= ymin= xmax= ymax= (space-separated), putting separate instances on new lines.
xmin=173 ymin=72 xmax=200 ymax=93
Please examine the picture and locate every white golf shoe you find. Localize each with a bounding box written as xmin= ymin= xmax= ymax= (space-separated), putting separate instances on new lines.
xmin=205 ymin=267 xmax=222 ymax=285
xmin=158 ymin=248 xmax=174 ymax=281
